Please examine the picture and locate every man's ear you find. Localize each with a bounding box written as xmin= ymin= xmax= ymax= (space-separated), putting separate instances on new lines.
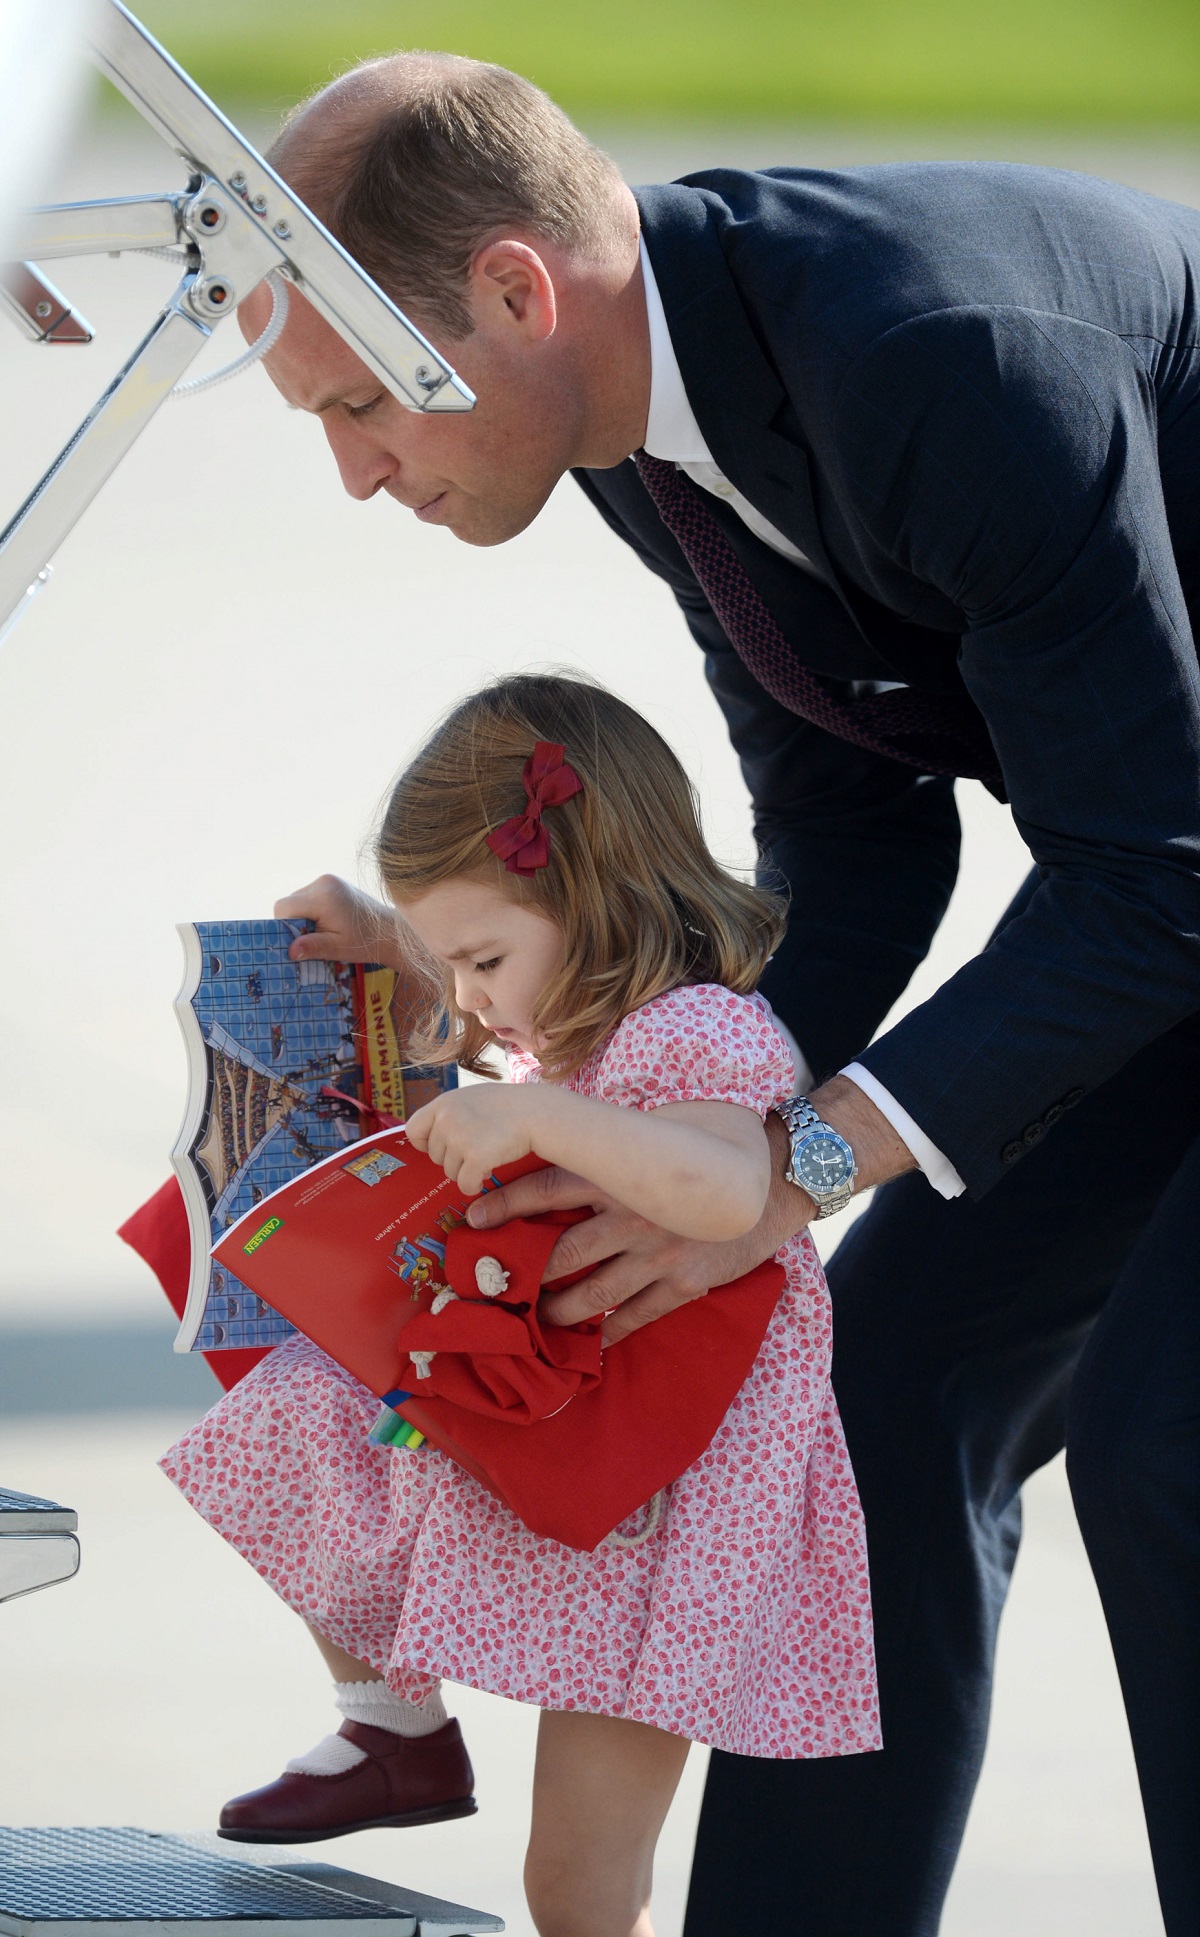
xmin=236 ymin=279 xmax=274 ymax=343
xmin=467 ymin=239 xmax=558 ymax=342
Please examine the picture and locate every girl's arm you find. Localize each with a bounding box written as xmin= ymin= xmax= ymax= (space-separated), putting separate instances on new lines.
xmin=406 ymin=1085 xmax=771 ymax=1242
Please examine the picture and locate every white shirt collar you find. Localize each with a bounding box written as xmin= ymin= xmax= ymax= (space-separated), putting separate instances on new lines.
xmin=640 ymin=237 xmax=714 ymax=466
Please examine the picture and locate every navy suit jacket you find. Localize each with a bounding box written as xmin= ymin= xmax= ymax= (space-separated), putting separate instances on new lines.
xmin=575 ymin=162 xmax=1200 ymax=1196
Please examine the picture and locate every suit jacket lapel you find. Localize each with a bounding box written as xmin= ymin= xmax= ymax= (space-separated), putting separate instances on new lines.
xmin=706 ymin=408 xmax=844 ymax=593
xmin=636 ymin=182 xmax=853 ymax=621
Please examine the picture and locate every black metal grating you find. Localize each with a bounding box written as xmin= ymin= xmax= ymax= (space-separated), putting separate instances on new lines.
xmin=0 ymin=1828 xmax=390 ymax=1924
xmin=0 ymin=1491 xmax=75 ymax=1529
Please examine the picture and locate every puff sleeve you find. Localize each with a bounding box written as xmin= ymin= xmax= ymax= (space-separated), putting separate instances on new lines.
xmin=588 ymin=985 xmax=795 ymax=1118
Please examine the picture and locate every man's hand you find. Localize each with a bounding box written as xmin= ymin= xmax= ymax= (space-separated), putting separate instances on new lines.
xmin=466 ymin=1116 xmax=814 ymax=1343
xmin=274 ymin=874 xmax=403 ymax=967
xmin=463 ymin=1080 xmax=917 ymax=1342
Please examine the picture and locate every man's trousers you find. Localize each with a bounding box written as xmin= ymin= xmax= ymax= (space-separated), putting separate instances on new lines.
xmin=684 ymin=936 xmax=1200 ymax=1937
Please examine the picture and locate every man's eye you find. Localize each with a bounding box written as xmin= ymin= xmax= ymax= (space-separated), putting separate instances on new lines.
xmin=347 ymin=395 xmax=382 ymax=418
xmin=474 ymin=958 xmax=500 ymax=973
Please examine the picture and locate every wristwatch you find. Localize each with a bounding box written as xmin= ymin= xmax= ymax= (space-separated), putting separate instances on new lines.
xmin=775 ymin=1097 xmax=858 ymax=1218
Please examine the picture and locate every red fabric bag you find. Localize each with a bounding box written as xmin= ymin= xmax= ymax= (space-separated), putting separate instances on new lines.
xmin=396 ymin=1217 xmax=603 ymax=1418
xmin=392 ymin=1213 xmax=786 ymax=1552
xmin=118 ymin=1179 xmax=269 ymax=1392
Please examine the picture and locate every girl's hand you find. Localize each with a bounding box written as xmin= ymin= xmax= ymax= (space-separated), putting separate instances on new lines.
xmin=274 ymin=874 xmax=401 ymax=966
xmin=406 ymin=1085 xmax=546 ymax=1197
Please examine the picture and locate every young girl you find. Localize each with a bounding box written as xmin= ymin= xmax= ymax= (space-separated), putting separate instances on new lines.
xmin=161 ymin=673 xmax=879 ymax=1937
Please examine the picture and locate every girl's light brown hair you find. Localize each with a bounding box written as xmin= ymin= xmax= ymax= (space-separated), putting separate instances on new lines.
xmin=376 ymin=673 xmax=787 ymax=1079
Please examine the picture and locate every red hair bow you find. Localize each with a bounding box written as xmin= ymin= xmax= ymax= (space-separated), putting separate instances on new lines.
xmin=486 ymin=741 xmax=583 ymax=876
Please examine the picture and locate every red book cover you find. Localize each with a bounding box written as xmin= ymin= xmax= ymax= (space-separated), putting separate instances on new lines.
xmin=213 ymin=1127 xmax=786 ymax=1551
xmin=213 ymin=1126 xmax=544 ymax=1401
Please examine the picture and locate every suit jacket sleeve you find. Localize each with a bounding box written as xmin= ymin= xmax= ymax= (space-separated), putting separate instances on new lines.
xmin=573 ymin=465 xmax=962 ymax=1081
xmin=835 ymin=307 xmax=1200 ymax=1193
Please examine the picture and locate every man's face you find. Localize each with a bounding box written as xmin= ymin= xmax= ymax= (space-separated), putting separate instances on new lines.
xmin=244 ymin=270 xmax=589 ymax=547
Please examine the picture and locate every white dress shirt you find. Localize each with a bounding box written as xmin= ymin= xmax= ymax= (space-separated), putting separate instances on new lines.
xmin=639 ymin=240 xmax=966 ymax=1200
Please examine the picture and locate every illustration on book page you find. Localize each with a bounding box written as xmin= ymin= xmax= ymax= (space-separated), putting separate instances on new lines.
xmin=171 ymin=918 xmax=455 ymax=1353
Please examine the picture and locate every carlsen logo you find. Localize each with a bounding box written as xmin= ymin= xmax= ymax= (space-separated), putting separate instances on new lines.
xmin=243 ymin=1215 xmax=283 ymax=1254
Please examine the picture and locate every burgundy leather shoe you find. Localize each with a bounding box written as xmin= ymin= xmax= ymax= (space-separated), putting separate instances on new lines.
xmin=217 ymin=1718 xmax=477 ymax=1843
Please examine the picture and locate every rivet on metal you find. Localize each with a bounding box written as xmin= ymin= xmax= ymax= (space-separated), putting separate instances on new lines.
xmin=190 ymin=276 xmax=234 ymax=317
xmin=229 ymin=170 xmax=247 ymax=192
xmin=34 ymin=300 xmax=52 ymax=318
xmin=273 ymin=218 xmax=292 ymax=240
xmin=414 ymin=363 xmax=441 ymax=391
xmin=249 ymin=193 xmax=268 ymax=215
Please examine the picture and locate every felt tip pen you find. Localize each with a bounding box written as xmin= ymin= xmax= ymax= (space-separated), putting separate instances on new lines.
xmin=367 ymin=1404 xmax=406 ymax=1446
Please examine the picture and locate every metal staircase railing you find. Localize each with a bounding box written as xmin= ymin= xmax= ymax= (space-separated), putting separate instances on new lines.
xmin=0 ymin=1 xmax=475 ymax=640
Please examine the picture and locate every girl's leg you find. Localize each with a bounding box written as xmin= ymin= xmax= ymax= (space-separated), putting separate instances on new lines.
xmin=299 ymin=1620 xmax=450 ymax=1741
xmin=306 ymin=1622 xmax=378 ymax=1682
xmin=525 ymin=1711 xmax=690 ymax=1937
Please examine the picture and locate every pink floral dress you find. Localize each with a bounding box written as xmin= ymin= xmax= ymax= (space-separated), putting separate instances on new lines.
xmin=161 ymin=985 xmax=880 ymax=1759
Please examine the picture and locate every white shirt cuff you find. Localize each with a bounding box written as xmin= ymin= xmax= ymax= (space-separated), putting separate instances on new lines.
xmin=839 ymin=1062 xmax=967 ymax=1200
xmin=770 ymin=1017 xmax=814 ymax=1094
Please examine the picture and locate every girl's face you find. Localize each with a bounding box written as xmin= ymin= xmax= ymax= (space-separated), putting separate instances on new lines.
xmin=395 ymin=876 xmax=565 ymax=1057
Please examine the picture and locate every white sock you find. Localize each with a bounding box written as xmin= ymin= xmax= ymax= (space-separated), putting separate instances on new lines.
xmin=285 ymin=1732 xmax=370 ymax=1777
xmin=284 ymin=1679 xmax=449 ymax=1777
xmin=333 ymin=1677 xmax=449 ymax=1738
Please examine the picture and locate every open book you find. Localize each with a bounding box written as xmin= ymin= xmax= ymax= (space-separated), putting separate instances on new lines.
xmin=210 ymin=1126 xmax=542 ymax=1399
xmin=171 ymin=918 xmax=456 ymax=1354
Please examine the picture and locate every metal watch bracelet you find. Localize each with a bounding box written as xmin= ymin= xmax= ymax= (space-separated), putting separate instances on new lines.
xmin=774 ymin=1096 xmax=857 ymax=1218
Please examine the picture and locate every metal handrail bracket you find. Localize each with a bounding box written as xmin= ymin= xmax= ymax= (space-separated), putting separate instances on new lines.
xmin=0 ymin=0 xmax=475 ymax=636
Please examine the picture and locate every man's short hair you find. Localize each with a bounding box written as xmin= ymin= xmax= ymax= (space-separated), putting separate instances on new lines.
xmin=270 ymin=54 xmax=627 ymax=341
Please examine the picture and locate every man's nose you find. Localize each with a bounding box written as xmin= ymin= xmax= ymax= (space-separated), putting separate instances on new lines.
xmin=322 ymin=418 xmax=398 ymax=502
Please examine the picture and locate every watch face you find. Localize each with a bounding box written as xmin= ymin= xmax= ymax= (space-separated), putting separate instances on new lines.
xmin=794 ymin=1132 xmax=853 ymax=1194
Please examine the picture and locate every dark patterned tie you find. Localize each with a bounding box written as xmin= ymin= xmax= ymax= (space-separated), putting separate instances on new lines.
xmin=634 ymin=451 xmax=1002 ymax=788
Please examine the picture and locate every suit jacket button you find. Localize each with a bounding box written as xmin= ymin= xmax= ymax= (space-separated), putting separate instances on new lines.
xmin=1064 ymin=1087 xmax=1085 ymax=1107
xmin=1022 ymin=1122 xmax=1044 ymax=1147
xmin=1043 ymin=1103 xmax=1065 ymax=1127
xmin=1002 ymin=1140 xmax=1024 ymax=1164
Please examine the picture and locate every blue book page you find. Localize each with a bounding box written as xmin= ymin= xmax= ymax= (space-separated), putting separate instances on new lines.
xmin=172 ymin=918 xmax=456 ymax=1353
